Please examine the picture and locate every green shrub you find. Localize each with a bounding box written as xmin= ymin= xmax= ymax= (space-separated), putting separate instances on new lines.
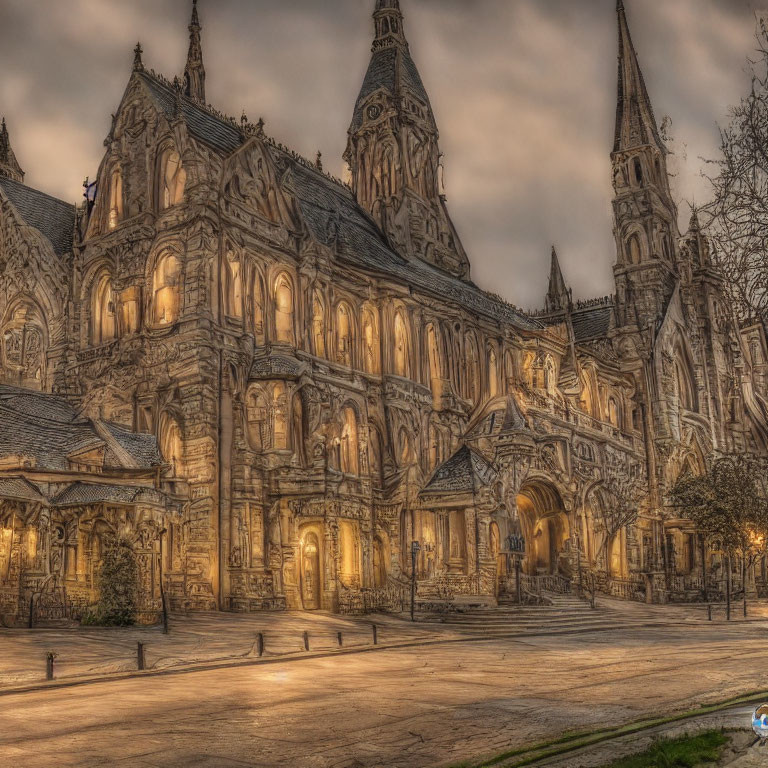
xmin=83 ymin=539 xmax=139 ymax=627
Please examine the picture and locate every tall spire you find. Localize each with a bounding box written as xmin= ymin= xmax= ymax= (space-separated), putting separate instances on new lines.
xmin=344 ymin=1 xmax=470 ymax=280
xmin=183 ymin=0 xmax=205 ymax=103
xmin=0 ymin=118 xmax=24 ymax=184
xmin=545 ymin=247 xmax=572 ymax=313
xmin=614 ymin=0 xmax=663 ymax=154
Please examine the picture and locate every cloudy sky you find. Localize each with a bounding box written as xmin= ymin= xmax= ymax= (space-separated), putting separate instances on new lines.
xmin=0 ymin=0 xmax=762 ymax=307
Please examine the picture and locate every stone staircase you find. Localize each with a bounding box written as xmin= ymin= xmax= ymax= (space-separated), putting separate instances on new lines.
xmin=412 ymin=591 xmax=660 ymax=637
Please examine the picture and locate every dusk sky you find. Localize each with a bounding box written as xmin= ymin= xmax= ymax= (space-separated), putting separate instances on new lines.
xmin=0 ymin=0 xmax=762 ymax=307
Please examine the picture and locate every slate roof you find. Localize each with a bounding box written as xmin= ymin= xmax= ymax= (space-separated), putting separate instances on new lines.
xmin=50 ymin=482 xmax=166 ymax=508
xmin=135 ymin=72 xmax=542 ymax=331
xmin=0 ymin=476 xmax=46 ymax=503
xmin=0 ymin=176 xmax=75 ymax=256
xmin=350 ymin=46 xmax=432 ymax=132
xmin=138 ymin=71 xmax=242 ymax=154
xmin=0 ymin=385 xmax=163 ymax=472
xmin=420 ymin=445 xmax=498 ymax=496
xmin=571 ymin=304 xmax=614 ymax=343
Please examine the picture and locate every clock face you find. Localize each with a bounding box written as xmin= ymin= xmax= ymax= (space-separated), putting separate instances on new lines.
xmin=367 ymin=105 xmax=382 ymax=121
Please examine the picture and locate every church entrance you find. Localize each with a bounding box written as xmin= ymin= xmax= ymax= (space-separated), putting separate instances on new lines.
xmin=299 ymin=530 xmax=321 ymax=610
xmin=516 ymin=482 xmax=570 ymax=576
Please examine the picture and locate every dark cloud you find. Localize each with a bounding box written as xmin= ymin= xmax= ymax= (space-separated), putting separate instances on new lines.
xmin=0 ymin=0 xmax=760 ymax=307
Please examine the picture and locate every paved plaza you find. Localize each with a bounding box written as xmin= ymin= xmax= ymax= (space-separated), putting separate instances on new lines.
xmin=1 ymin=602 xmax=768 ymax=767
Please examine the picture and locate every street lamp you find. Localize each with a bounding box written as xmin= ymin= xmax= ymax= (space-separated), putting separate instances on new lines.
xmin=410 ymin=540 xmax=421 ymax=622
xmin=159 ymin=527 xmax=168 ymax=634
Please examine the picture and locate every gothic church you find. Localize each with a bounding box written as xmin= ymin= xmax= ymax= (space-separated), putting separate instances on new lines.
xmin=0 ymin=0 xmax=766 ymax=622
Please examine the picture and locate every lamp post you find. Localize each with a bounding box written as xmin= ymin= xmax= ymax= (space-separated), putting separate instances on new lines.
xmin=410 ymin=540 xmax=421 ymax=622
xmin=159 ymin=528 xmax=168 ymax=634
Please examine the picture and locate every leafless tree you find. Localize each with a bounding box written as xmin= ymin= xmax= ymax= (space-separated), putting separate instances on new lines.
xmin=703 ymin=18 xmax=768 ymax=322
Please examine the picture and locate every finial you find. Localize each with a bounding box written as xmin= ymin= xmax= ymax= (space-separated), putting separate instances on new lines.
xmin=256 ymin=117 xmax=265 ymax=135
xmin=133 ymin=42 xmax=144 ymax=71
xmin=316 ymin=151 xmax=323 ymax=171
xmin=241 ymin=110 xmax=248 ymax=127
xmin=191 ymin=0 xmax=200 ymax=28
xmin=617 ymin=0 xmax=625 ymax=11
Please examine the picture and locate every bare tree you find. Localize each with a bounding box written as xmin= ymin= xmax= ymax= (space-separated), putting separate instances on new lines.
xmin=703 ymin=18 xmax=768 ymax=322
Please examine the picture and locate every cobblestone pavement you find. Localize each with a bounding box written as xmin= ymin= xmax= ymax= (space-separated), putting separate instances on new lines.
xmin=3 ymin=615 xmax=768 ymax=767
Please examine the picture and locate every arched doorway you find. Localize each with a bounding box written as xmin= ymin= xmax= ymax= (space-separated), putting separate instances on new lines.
xmin=299 ymin=530 xmax=321 ymax=610
xmin=516 ymin=482 xmax=570 ymax=576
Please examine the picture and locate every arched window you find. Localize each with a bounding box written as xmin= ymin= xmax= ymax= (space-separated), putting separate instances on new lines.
xmin=159 ymin=415 xmax=183 ymax=476
xmin=222 ymin=251 xmax=243 ymax=319
xmin=336 ymin=302 xmax=354 ymax=367
xmin=488 ymin=347 xmax=499 ymax=399
xmin=274 ymin=273 xmax=295 ymax=345
xmin=608 ymin=397 xmax=620 ymax=428
xmin=91 ymin=272 xmax=117 ymax=345
xmin=340 ymin=406 xmax=359 ymax=475
xmin=108 ymin=167 xmax=123 ymax=230
xmin=158 ymin=147 xmax=186 ymax=210
xmin=152 ymin=252 xmax=182 ymax=326
xmin=311 ymin=291 xmax=326 ymax=358
xmin=426 ymin=324 xmax=442 ymax=401
xmin=251 ymin=270 xmax=265 ymax=343
xmin=465 ymin=332 xmax=480 ymax=405
xmin=504 ymin=350 xmax=514 ymax=393
xmin=368 ymin=424 xmax=383 ymax=485
xmin=675 ymin=358 xmax=696 ymax=412
xmin=633 ymin=158 xmax=643 ymax=185
xmin=362 ymin=306 xmax=380 ymax=374
xmin=627 ymin=234 xmax=642 ymax=265
xmin=246 ymin=387 xmax=269 ymax=450
xmin=544 ymin=355 xmax=556 ymax=395
xmin=1 ymin=302 xmax=46 ymax=390
xmin=393 ymin=310 xmax=410 ymax=378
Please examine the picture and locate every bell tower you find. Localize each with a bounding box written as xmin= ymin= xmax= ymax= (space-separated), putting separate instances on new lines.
xmin=612 ymin=0 xmax=678 ymax=329
xmin=345 ymin=0 xmax=470 ymax=280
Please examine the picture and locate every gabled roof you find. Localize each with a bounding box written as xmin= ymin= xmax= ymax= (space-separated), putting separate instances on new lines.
xmin=0 ymin=476 xmax=47 ymax=503
xmin=138 ymin=71 xmax=242 ymax=154
xmin=0 ymin=385 xmax=163 ymax=472
xmin=420 ymin=445 xmax=497 ymax=496
xmin=0 ymin=176 xmax=75 ymax=256
xmin=50 ymin=482 xmax=166 ymax=508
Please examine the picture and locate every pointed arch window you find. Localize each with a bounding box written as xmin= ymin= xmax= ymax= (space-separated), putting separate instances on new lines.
xmin=152 ymin=252 xmax=182 ymax=326
xmin=251 ymin=269 xmax=265 ymax=344
xmin=465 ymin=332 xmax=480 ymax=405
xmin=158 ymin=147 xmax=186 ymax=210
xmin=608 ymin=396 xmax=620 ymax=428
xmin=488 ymin=347 xmax=499 ymax=399
xmin=426 ymin=324 xmax=442 ymax=401
xmin=336 ymin=302 xmax=354 ymax=367
xmin=159 ymin=415 xmax=183 ymax=477
xmin=91 ymin=272 xmax=117 ymax=345
xmin=393 ymin=310 xmax=411 ymax=378
xmin=222 ymin=251 xmax=243 ymax=319
xmin=362 ymin=306 xmax=380 ymax=374
xmin=271 ymin=382 xmax=289 ymax=450
xmin=108 ymin=167 xmax=123 ymax=229
xmin=274 ymin=273 xmax=295 ymax=345
xmin=675 ymin=358 xmax=696 ymax=412
xmin=1 ymin=303 xmax=46 ymax=390
xmin=311 ymin=291 xmax=326 ymax=358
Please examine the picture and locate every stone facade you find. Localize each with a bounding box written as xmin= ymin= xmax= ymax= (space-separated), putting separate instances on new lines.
xmin=0 ymin=0 xmax=767 ymax=622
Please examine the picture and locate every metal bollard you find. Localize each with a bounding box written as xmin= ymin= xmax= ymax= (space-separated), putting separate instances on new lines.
xmin=257 ymin=632 xmax=264 ymax=657
xmin=137 ymin=642 xmax=146 ymax=671
xmin=372 ymin=624 xmax=378 ymax=645
xmin=303 ymin=631 xmax=310 ymax=652
xmin=46 ymin=652 xmax=55 ymax=681
xmin=28 ymin=596 xmax=34 ymax=629
xmin=337 ymin=631 xmax=343 ymax=647
xmin=707 ymin=604 xmax=712 ymax=621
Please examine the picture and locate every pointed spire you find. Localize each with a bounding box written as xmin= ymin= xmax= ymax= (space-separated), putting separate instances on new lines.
xmin=0 ymin=118 xmax=25 ymax=183
xmin=545 ymin=246 xmax=572 ymax=314
xmin=133 ymin=42 xmax=144 ymax=72
xmin=614 ymin=0 xmax=663 ymax=154
xmin=184 ymin=0 xmax=206 ymax=103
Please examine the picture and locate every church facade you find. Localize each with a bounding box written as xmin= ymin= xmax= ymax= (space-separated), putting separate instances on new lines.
xmin=0 ymin=0 xmax=766 ymax=622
